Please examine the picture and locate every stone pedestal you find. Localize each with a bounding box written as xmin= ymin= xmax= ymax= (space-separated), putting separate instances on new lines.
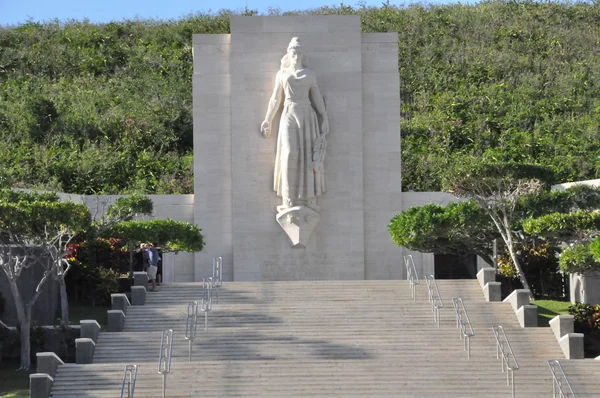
xmin=133 ymin=271 xmax=149 ymax=287
xmin=111 ymin=293 xmax=130 ymax=314
xmin=276 ymin=206 xmax=320 ymax=248
xmin=30 ymin=373 xmax=54 ymax=398
xmin=483 ymin=282 xmax=501 ymax=302
xmin=477 ymin=267 xmax=496 ymax=290
xmin=559 ymin=333 xmax=584 ymax=359
xmin=36 ymin=352 xmax=64 ymax=379
xmin=80 ymin=320 xmax=101 ymax=343
xmin=75 ymin=338 xmax=95 ymax=364
xmin=107 ymin=310 xmax=125 ymax=332
xmin=131 ymin=286 xmax=146 ymax=305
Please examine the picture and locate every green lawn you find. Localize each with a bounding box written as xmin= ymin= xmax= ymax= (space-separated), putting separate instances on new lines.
xmin=532 ymin=299 xmax=572 ymax=327
xmin=0 ymin=361 xmax=30 ymax=398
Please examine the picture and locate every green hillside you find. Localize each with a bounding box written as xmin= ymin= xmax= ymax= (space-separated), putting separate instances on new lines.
xmin=1 ymin=1 xmax=599 ymax=194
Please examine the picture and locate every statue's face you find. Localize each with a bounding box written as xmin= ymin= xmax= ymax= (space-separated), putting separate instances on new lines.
xmin=289 ymin=48 xmax=303 ymax=68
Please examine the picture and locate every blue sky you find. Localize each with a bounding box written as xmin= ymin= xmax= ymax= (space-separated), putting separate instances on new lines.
xmin=0 ymin=0 xmax=470 ymax=26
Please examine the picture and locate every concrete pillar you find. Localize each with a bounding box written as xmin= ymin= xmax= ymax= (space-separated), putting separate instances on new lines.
xmin=503 ymin=289 xmax=531 ymax=313
xmin=477 ymin=268 xmax=496 ymax=290
xmin=549 ymin=315 xmax=575 ymax=341
xmin=30 ymin=373 xmax=54 ymax=398
xmin=36 ymin=352 xmax=64 ymax=379
xmin=107 ymin=310 xmax=126 ymax=332
xmin=131 ymin=286 xmax=146 ymax=306
xmin=517 ymin=304 xmax=538 ymax=327
xmin=559 ymin=333 xmax=584 ymax=359
xmin=483 ymin=282 xmax=501 ymax=302
xmin=75 ymin=338 xmax=96 ymax=364
xmin=111 ymin=293 xmax=130 ymax=314
xmin=80 ymin=320 xmax=101 ymax=343
xmin=133 ymin=271 xmax=149 ymax=287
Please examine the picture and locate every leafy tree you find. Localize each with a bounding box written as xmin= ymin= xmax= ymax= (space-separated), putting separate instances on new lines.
xmin=524 ymin=199 xmax=600 ymax=275
xmin=443 ymin=161 xmax=554 ymax=292
xmin=0 ymin=191 xmax=90 ymax=369
xmin=106 ymin=219 xmax=204 ymax=254
xmin=558 ymin=243 xmax=600 ymax=275
xmin=388 ymin=201 xmax=499 ymax=265
xmin=523 ymin=210 xmax=600 ymax=246
xmin=88 ymin=194 xmax=154 ymax=275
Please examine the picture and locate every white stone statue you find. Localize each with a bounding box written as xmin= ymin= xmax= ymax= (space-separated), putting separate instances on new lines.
xmin=261 ymin=37 xmax=329 ymax=214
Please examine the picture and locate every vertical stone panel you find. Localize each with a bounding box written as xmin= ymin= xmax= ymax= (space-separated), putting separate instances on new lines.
xmin=361 ymin=33 xmax=404 ymax=279
xmin=193 ymin=34 xmax=233 ymax=281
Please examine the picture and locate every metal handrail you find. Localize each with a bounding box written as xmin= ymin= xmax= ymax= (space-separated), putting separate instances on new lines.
xmin=184 ymin=301 xmax=199 ymax=362
xmin=492 ymin=325 xmax=519 ymax=397
xmin=120 ymin=365 xmax=138 ymax=398
xmin=158 ymin=329 xmax=173 ymax=398
xmin=548 ymin=360 xmax=577 ymax=398
xmin=452 ymin=298 xmax=474 ymax=359
xmin=425 ymin=275 xmax=444 ymax=327
xmin=201 ymin=277 xmax=213 ymax=331
xmin=404 ymin=255 xmax=420 ymax=301
xmin=213 ymin=256 xmax=222 ymax=287
xmin=212 ymin=257 xmax=222 ymax=303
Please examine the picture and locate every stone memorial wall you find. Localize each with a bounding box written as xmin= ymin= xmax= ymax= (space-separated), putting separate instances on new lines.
xmin=193 ymin=16 xmax=404 ymax=281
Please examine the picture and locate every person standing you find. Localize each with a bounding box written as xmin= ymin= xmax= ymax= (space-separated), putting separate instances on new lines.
xmin=146 ymin=242 xmax=160 ymax=291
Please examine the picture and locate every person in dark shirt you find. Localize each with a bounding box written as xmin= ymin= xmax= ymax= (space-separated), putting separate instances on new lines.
xmin=133 ymin=243 xmax=147 ymax=272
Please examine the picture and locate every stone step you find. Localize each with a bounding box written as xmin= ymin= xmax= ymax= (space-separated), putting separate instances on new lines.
xmin=50 ymin=360 xmax=600 ymax=397
xmin=51 ymin=279 xmax=594 ymax=398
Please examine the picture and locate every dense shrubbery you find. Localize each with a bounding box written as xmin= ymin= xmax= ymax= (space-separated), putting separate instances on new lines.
xmin=65 ymin=238 xmax=128 ymax=306
xmin=1 ymin=1 xmax=599 ymax=193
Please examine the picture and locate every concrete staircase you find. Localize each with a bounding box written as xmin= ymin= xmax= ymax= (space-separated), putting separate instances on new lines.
xmin=50 ymin=280 xmax=600 ymax=397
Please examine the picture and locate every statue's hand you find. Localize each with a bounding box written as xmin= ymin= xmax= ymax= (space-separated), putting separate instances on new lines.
xmin=321 ymin=119 xmax=329 ymax=136
xmin=260 ymin=120 xmax=271 ymax=138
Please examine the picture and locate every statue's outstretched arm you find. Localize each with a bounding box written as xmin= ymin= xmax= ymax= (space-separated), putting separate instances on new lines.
xmin=261 ymin=71 xmax=283 ymax=138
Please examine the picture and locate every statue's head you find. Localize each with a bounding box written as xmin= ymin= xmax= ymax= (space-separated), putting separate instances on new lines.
xmin=281 ymin=37 xmax=307 ymax=69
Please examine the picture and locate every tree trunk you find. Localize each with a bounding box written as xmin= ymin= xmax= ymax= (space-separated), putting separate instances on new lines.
xmin=20 ymin=307 xmax=32 ymax=370
xmin=58 ymin=276 xmax=69 ymax=324
xmin=486 ymin=210 xmax=533 ymax=296
xmin=8 ymin=278 xmax=31 ymax=370
xmin=505 ymin=232 xmax=532 ymax=293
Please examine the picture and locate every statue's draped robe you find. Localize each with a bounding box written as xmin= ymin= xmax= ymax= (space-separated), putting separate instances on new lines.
xmin=274 ymin=69 xmax=325 ymax=202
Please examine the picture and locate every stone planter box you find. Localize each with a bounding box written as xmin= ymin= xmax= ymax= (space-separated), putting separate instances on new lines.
xmin=570 ymin=271 xmax=600 ymax=305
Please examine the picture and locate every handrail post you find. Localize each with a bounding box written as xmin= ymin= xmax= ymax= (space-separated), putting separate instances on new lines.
xmin=548 ymin=360 xmax=576 ymax=398
xmin=425 ymin=275 xmax=444 ymax=328
xmin=453 ymin=298 xmax=474 ymax=359
xmin=201 ymin=278 xmax=213 ymax=331
xmin=404 ymin=255 xmax=419 ymax=301
xmin=158 ymin=329 xmax=173 ymax=398
xmin=184 ymin=301 xmax=199 ymax=362
xmin=120 ymin=365 xmax=138 ymax=398
xmin=212 ymin=257 xmax=222 ymax=303
xmin=492 ymin=325 xmax=520 ymax=398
